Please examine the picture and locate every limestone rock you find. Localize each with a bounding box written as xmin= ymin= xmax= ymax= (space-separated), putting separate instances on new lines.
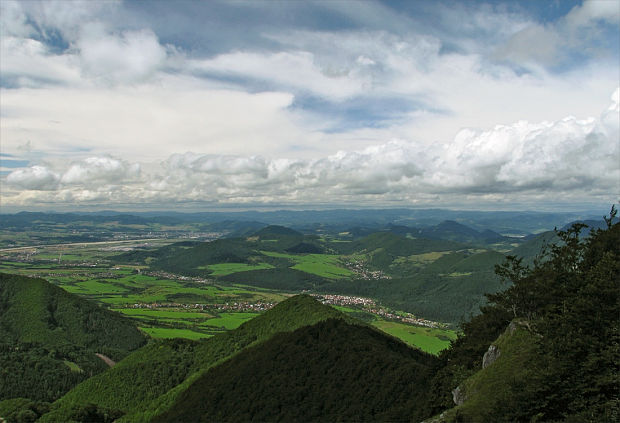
xmin=452 ymin=385 xmax=466 ymax=406
xmin=482 ymin=344 xmax=500 ymax=369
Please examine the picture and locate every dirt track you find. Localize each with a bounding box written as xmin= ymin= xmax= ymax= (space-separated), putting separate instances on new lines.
xmin=95 ymin=353 xmax=116 ymax=367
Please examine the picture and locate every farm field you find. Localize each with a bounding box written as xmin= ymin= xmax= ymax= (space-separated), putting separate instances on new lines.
xmin=261 ymin=251 xmax=354 ymax=279
xmin=206 ymin=262 xmax=274 ymax=276
xmin=371 ymin=320 xmax=457 ymax=355
xmin=0 ymin=238 xmax=457 ymax=353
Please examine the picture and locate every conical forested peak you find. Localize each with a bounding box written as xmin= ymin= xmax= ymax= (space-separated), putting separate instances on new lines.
xmin=235 ymin=294 xmax=350 ymax=338
xmin=252 ymin=225 xmax=303 ymax=238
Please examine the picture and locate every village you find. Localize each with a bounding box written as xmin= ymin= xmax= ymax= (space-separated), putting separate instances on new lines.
xmin=311 ymin=294 xmax=444 ymax=328
xmin=344 ymin=259 xmax=391 ymax=280
xmin=125 ymin=300 xmax=276 ymax=313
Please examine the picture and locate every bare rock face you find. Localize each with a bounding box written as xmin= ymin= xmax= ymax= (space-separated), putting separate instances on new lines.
xmin=482 ymin=344 xmax=501 ymax=369
xmin=507 ymin=321 xmax=517 ymax=335
xmin=452 ymin=385 xmax=466 ymax=406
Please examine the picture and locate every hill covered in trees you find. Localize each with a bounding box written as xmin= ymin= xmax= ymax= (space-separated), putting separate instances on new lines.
xmin=38 ymin=295 xmax=356 ymax=422
xmin=424 ymin=208 xmax=619 ymax=422
xmin=152 ymin=318 xmax=437 ymax=423
xmin=0 ymin=273 xmax=146 ymax=404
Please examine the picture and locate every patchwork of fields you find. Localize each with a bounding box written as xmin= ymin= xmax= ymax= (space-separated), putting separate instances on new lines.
xmin=0 ymin=238 xmax=459 ymax=354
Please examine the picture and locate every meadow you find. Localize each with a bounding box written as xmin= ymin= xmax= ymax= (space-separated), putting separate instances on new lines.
xmin=261 ymin=251 xmax=354 ymax=279
xmin=0 ymin=238 xmax=457 ymax=353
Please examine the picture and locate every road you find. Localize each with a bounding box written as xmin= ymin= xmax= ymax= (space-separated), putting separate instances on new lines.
xmin=0 ymin=238 xmax=170 ymax=253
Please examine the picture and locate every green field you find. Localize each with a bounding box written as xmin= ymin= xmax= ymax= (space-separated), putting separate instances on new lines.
xmin=112 ymin=308 xmax=214 ymax=320
xmin=139 ymin=327 xmax=213 ymax=340
xmin=200 ymin=312 xmax=259 ymax=330
xmin=261 ymin=251 xmax=354 ymax=279
xmin=0 ymin=238 xmax=455 ymax=349
xmin=206 ymin=262 xmax=274 ymax=276
xmin=371 ymin=320 xmax=457 ymax=355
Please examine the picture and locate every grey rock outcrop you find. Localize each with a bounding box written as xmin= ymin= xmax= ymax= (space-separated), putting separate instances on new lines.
xmin=482 ymin=344 xmax=500 ymax=369
xmin=452 ymin=385 xmax=466 ymax=406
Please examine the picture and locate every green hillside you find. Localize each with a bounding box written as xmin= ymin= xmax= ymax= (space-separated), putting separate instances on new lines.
xmin=427 ymin=214 xmax=619 ymax=422
xmin=152 ymin=318 xmax=438 ymax=423
xmin=437 ymin=322 xmax=542 ymax=422
xmin=40 ymin=295 xmax=349 ymax=422
xmin=0 ymin=273 xmax=146 ymax=402
xmin=324 ymin=249 xmax=506 ymax=323
xmin=332 ymin=231 xmax=463 ymax=257
xmin=0 ymin=273 xmax=145 ymax=351
xmin=507 ymin=230 xmax=560 ymax=264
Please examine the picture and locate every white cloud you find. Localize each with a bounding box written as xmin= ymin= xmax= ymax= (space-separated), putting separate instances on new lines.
xmin=0 ymin=1 xmax=35 ymax=38
xmin=4 ymin=90 xmax=617 ymax=207
xmin=60 ymin=156 xmax=140 ymax=185
xmin=496 ymin=0 xmax=619 ymax=69
xmin=0 ymin=81 xmax=301 ymax=160
xmin=191 ymin=50 xmax=369 ymax=101
xmin=6 ymin=165 xmax=60 ymax=190
xmin=565 ymin=0 xmax=620 ymax=28
xmin=76 ymin=24 xmax=168 ymax=84
xmin=0 ymin=36 xmax=82 ymax=87
xmin=1 ymin=1 xmax=618 ymax=210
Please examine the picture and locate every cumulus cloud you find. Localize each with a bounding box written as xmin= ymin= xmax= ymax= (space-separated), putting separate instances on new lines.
xmin=5 ymin=156 xmax=140 ymax=192
xmin=6 ymin=165 xmax=60 ymax=190
xmin=60 ymin=157 xmax=140 ymax=185
xmin=1 ymin=1 xmax=617 ymax=210
xmin=565 ymin=0 xmax=620 ymax=28
xmin=496 ymin=0 xmax=619 ymax=69
xmin=77 ymin=24 xmax=168 ymax=84
xmin=5 ymin=90 xmax=616 ymax=208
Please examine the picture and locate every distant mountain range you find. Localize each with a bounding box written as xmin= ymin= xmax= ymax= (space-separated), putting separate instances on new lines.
xmin=1 ymin=208 xmax=608 ymax=235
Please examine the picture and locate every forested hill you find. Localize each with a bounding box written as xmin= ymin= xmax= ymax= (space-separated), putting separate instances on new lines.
xmin=152 ymin=318 xmax=438 ymax=423
xmin=38 ymin=295 xmax=354 ymax=422
xmin=424 ymin=212 xmax=619 ymax=422
xmin=0 ymin=273 xmax=145 ymax=351
xmin=0 ymin=273 xmax=146 ymax=403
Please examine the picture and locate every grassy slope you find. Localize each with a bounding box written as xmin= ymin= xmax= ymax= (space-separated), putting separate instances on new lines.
xmin=152 ymin=318 xmax=439 ymax=423
xmin=436 ymin=323 xmax=541 ymax=422
xmin=40 ymin=295 xmax=349 ymax=422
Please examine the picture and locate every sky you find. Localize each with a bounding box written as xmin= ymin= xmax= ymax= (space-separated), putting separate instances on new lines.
xmin=0 ymin=0 xmax=618 ymax=212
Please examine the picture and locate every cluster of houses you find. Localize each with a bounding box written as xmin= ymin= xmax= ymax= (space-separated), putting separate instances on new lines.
xmin=344 ymin=259 xmax=391 ymax=280
xmin=144 ymin=270 xmax=212 ymax=284
xmin=126 ymin=301 xmax=276 ymax=313
xmin=312 ymin=294 xmax=377 ymax=307
xmin=311 ymin=294 xmax=443 ymax=329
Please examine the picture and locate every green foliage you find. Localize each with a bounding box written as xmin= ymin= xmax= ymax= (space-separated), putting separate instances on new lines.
xmin=0 ymin=273 xmax=146 ymax=403
xmin=147 ymin=238 xmax=258 ymax=276
xmin=331 ymin=231 xmax=463 ymax=263
xmin=429 ymin=207 xmax=620 ymax=422
xmin=326 ymin=267 xmax=504 ymax=323
xmin=41 ymin=295 xmax=349 ymax=422
xmin=0 ymin=273 xmax=146 ymax=354
xmin=0 ymin=398 xmax=50 ymax=423
xmin=152 ymin=318 xmax=438 ymax=423
xmin=441 ymin=324 xmax=546 ymax=423
xmin=222 ymin=267 xmax=330 ymax=290
xmin=0 ymin=342 xmax=107 ymax=402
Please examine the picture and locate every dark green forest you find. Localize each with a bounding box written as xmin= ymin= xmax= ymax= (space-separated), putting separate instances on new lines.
xmin=0 ymin=273 xmax=146 ymax=403
xmin=423 ymin=209 xmax=620 ymax=422
xmin=153 ymin=318 xmax=437 ymax=423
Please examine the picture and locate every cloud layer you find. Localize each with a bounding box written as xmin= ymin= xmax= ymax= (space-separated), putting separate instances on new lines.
xmin=0 ymin=0 xmax=618 ymax=210
xmin=4 ymin=89 xmax=617 ymax=208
